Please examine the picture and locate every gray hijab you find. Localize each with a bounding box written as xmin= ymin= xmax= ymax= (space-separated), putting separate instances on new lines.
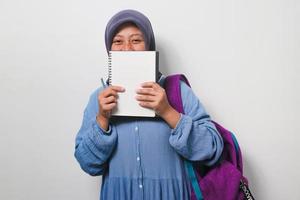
xmin=105 ymin=9 xmax=156 ymax=52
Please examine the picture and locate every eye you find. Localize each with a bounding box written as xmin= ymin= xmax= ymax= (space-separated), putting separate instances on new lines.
xmin=112 ymin=39 xmax=122 ymax=45
xmin=132 ymin=38 xmax=143 ymax=44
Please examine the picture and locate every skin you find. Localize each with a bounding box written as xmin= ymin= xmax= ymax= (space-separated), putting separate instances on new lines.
xmin=96 ymin=23 xmax=180 ymax=131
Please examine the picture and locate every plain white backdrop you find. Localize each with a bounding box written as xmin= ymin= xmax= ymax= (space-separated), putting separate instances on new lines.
xmin=0 ymin=0 xmax=299 ymax=199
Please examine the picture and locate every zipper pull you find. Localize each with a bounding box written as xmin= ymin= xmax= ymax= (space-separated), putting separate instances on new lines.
xmin=240 ymin=180 xmax=255 ymax=200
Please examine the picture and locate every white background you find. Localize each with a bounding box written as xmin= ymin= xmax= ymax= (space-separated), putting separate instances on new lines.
xmin=0 ymin=0 xmax=299 ymax=199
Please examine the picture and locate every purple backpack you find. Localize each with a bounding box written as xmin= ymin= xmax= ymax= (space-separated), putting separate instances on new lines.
xmin=164 ymin=74 xmax=254 ymax=200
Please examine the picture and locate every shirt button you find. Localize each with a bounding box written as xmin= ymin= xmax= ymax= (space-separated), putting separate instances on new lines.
xmin=139 ymin=184 xmax=143 ymax=188
xmin=137 ymin=157 xmax=140 ymax=161
xmin=135 ymin=126 xmax=138 ymax=131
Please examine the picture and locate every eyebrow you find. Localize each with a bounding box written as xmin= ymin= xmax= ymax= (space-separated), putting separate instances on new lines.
xmin=113 ymin=35 xmax=124 ymax=38
xmin=113 ymin=33 xmax=143 ymax=38
xmin=129 ymin=34 xmax=143 ymax=37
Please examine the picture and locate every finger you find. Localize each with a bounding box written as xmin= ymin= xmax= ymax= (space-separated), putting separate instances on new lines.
xmin=136 ymin=88 xmax=156 ymax=96
xmin=110 ymin=85 xmax=125 ymax=92
xmin=138 ymin=101 xmax=155 ymax=109
xmin=102 ymin=88 xmax=118 ymax=98
xmin=135 ymin=95 xmax=156 ymax=102
xmin=103 ymin=102 xmax=117 ymax=111
xmin=140 ymin=82 xmax=157 ymax=88
xmin=103 ymin=96 xmax=117 ymax=104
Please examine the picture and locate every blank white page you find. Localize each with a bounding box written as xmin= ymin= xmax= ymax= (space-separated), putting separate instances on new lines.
xmin=109 ymin=51 xmax=158 ymax=117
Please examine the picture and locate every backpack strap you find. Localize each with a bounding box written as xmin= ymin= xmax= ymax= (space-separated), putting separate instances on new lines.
xmin=184 ymin=160 xmax=204 ymax=200
xmin=164 ymin=74 xmax=190 ymax=113
xmin=164 ymin=74 xmax=203 ymax=200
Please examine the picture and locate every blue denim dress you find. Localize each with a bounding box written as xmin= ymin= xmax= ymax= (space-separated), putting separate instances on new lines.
xmin=75 ymin=75 xmax=223 ymax=200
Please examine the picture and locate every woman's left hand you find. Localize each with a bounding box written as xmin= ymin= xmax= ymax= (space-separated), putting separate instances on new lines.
xmin=136 ymin=81 xmax=181 ymax=128
xmin=135 ymin=82 xmax=170 ymax=116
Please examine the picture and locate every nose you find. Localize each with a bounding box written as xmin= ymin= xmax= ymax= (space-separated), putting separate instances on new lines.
xmin=122 ymin=42 xmax=134 ymax=51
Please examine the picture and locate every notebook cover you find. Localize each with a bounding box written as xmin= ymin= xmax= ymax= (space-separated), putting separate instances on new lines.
xmin=108 ymin=51 xmax=159 ymax=117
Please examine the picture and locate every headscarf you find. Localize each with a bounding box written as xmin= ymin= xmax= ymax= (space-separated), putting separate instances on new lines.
xmin=105 ymin=9 xmax=156 ymax=52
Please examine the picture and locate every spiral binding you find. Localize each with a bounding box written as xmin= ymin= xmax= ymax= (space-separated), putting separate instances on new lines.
xmin=108 ymin=51 xmax=112 ymax=85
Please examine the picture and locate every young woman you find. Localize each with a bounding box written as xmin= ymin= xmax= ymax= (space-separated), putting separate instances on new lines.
xmin=74 ymin=9 xmax=223 ymax=200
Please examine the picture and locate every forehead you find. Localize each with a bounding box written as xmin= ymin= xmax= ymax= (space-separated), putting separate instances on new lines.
xmin=114 ymin=22 xmax=143 ymax=36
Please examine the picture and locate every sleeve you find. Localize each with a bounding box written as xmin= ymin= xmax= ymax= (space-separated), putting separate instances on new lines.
xmin=74 ymin=87 xmax=117 ymax=176
xmin=169 ymin=81 xmax=224 ymax=166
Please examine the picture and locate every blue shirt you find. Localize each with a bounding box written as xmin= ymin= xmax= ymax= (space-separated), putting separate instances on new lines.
xmin=74 ymin=75 xmax=223 ymax=200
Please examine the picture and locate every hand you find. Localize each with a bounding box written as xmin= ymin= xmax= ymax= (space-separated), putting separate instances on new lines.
xmin=135 ymin=82 xmax=171 ymax=117
xmin=135 ymin=82 xmax=181 ymax=128
xmin=96 ymin=85 xmax=125 ymax=130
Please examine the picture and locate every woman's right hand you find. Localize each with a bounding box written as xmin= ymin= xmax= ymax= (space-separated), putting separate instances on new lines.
xmin=96 ymin=85 xmax=125 ymax=131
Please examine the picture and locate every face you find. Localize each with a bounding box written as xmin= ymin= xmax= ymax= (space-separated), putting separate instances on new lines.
xmin=111 ymin=23 xmax=146 ymax=51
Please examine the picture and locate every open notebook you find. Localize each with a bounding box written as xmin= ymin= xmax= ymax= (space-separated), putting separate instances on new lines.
xmin=108 ymin=51 xmax=159 ymax=117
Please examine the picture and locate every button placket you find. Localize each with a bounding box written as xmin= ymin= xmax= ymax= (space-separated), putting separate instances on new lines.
xmin=134 ymin=121 xmax=143 ymax=194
